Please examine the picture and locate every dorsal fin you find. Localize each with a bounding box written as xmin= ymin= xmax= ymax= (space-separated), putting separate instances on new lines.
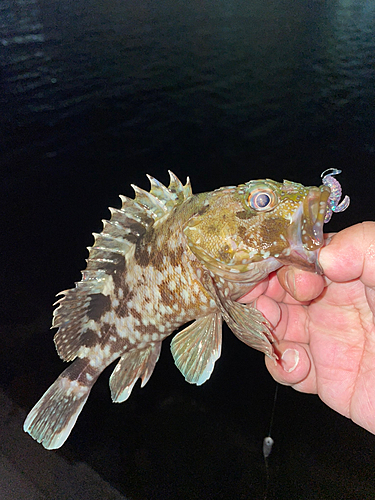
xmin=131 ymin=170 xmax=192 ymax=220
xmin=85 ymin=171 xmax=191 ymax=271
xmin=53 ymin=172 xmax=192 ymax=361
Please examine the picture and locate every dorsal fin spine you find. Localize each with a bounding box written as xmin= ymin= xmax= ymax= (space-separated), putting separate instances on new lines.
xmin=167 ymin=170 xmax=192 ymax=199
xmin=131 ymin=184 xmax=168 ymax=218
xmin=146 ymin=174 xmax=177 ymax=203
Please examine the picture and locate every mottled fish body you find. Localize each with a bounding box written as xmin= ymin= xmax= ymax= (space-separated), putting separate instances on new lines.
xmin=24 ymin=171 xmax=348 ymax=449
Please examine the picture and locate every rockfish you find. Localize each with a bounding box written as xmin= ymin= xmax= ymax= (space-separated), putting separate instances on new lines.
xmin=24 ymin=170 xmax=348 ymax=449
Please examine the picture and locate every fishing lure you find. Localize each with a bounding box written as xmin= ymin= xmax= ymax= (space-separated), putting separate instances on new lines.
xmin=321 ymin=169 xmax=350 ymax=223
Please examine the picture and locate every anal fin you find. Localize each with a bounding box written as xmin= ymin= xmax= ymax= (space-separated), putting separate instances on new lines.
xmin=170 ymin=313 xmax=222 ymax=385
xmin=109 ymin=343 xmax=162 ymax=403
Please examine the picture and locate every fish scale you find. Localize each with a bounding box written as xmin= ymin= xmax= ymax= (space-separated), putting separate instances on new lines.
xmin=24 ymin=170 xmax=349 ymax=449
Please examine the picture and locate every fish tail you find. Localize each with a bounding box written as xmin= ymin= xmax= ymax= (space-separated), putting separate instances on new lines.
xmin=23 ymin=358 xmax=99 ymax=449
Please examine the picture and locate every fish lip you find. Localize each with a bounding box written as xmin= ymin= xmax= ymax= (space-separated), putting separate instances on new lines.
xmin=302 ymin=185 xmax=331 ymax=251
xmin=280 ymin=185 xmax=331 ymax=275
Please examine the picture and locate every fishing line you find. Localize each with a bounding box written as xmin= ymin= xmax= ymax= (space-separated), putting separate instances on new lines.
xmin=263 ymin=382 xmax=279 ymax=500
xmin=268 ymin=382 xmax=278 ymax=438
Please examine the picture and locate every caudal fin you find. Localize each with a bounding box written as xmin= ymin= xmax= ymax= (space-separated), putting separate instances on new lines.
xmin=24 ymin=361 xmax=97 ymax=449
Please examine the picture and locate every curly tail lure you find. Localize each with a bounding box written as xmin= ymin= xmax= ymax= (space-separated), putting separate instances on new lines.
xmin=321 ymin=169 xmax=350 ymax=223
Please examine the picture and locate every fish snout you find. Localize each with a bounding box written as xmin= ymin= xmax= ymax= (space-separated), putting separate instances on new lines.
xmin=281 ymin=185 xmax=331 ymax=275
xmin=301 ymin=185 xmax=331 ymax=252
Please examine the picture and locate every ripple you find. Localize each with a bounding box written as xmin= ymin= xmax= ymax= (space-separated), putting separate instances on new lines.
xmin=1 ymin=0 xmax=374 ymax=166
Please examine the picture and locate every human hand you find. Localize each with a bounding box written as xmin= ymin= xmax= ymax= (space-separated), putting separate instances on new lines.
xmin=241 ymin=222 xmax=375 ymax=434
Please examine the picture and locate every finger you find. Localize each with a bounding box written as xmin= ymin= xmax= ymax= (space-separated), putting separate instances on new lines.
xmin=265 ymin=271 xmax=289 ymax=301
xmin=238 ymin=278 xmax=269 ymax=303
xmin=239 ymin=270 xmax=300 ymax=304
xmin=253 ymin=295 xmax=281 ymax=328
xmin=255 ymin=297 xmax=311 ymax=346
xmin=277 ymin=266 xmax=325 ymax=302
xmin=265 ymin=341 xmax=317 ymax=394
xmin=319 ymin=222 xmax=375 ymax=287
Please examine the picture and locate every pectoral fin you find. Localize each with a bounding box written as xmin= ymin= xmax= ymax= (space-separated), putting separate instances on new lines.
xmin=201 ymin=276 xmax=277 ymax=360
xmin=170 ymin=313 xmax=222 ymax=385
xmin=216 ymin=291 xmax=277 ymax=360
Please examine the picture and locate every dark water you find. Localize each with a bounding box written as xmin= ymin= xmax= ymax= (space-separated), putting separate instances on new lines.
xmin=1 ymin=0 xmax=375 ymax=499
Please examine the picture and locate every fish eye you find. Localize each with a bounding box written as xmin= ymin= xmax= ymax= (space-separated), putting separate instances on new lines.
xmin=247 ymin=188 xmax=277 ymax=212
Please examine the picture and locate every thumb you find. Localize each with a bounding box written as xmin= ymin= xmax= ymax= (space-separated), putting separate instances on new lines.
xmin=319 ymin=222 xmax=375 ymax=286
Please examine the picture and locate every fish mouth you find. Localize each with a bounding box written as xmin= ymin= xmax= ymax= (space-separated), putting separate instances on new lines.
xmin=280 ymin=185 xmax=331 ymax=274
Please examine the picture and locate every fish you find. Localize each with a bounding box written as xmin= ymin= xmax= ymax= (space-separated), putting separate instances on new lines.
xmin=23 ymin=170 xmax=349 ymax=449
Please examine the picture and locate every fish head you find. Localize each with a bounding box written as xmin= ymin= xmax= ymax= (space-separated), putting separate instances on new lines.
xmin=184 ymin=178 xmax=331 ymax=283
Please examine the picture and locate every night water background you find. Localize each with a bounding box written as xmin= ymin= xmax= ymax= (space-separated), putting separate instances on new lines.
xmin=1 ymin=0 xmax=375 ymax=498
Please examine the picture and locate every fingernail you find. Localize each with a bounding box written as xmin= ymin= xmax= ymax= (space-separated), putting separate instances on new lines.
xmin=324 ymin=236 xmax=333 ymax=246
xmin=284 ymin=269 xmax=296 ymax=297
xmin=281 ymin=349 xmax=299 ymax=373
xmin=324 ymin=232 xmax=336 ymax=247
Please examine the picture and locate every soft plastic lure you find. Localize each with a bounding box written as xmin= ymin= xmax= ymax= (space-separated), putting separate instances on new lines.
xmin=321 ymin=169 xmax=350 ymax=223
